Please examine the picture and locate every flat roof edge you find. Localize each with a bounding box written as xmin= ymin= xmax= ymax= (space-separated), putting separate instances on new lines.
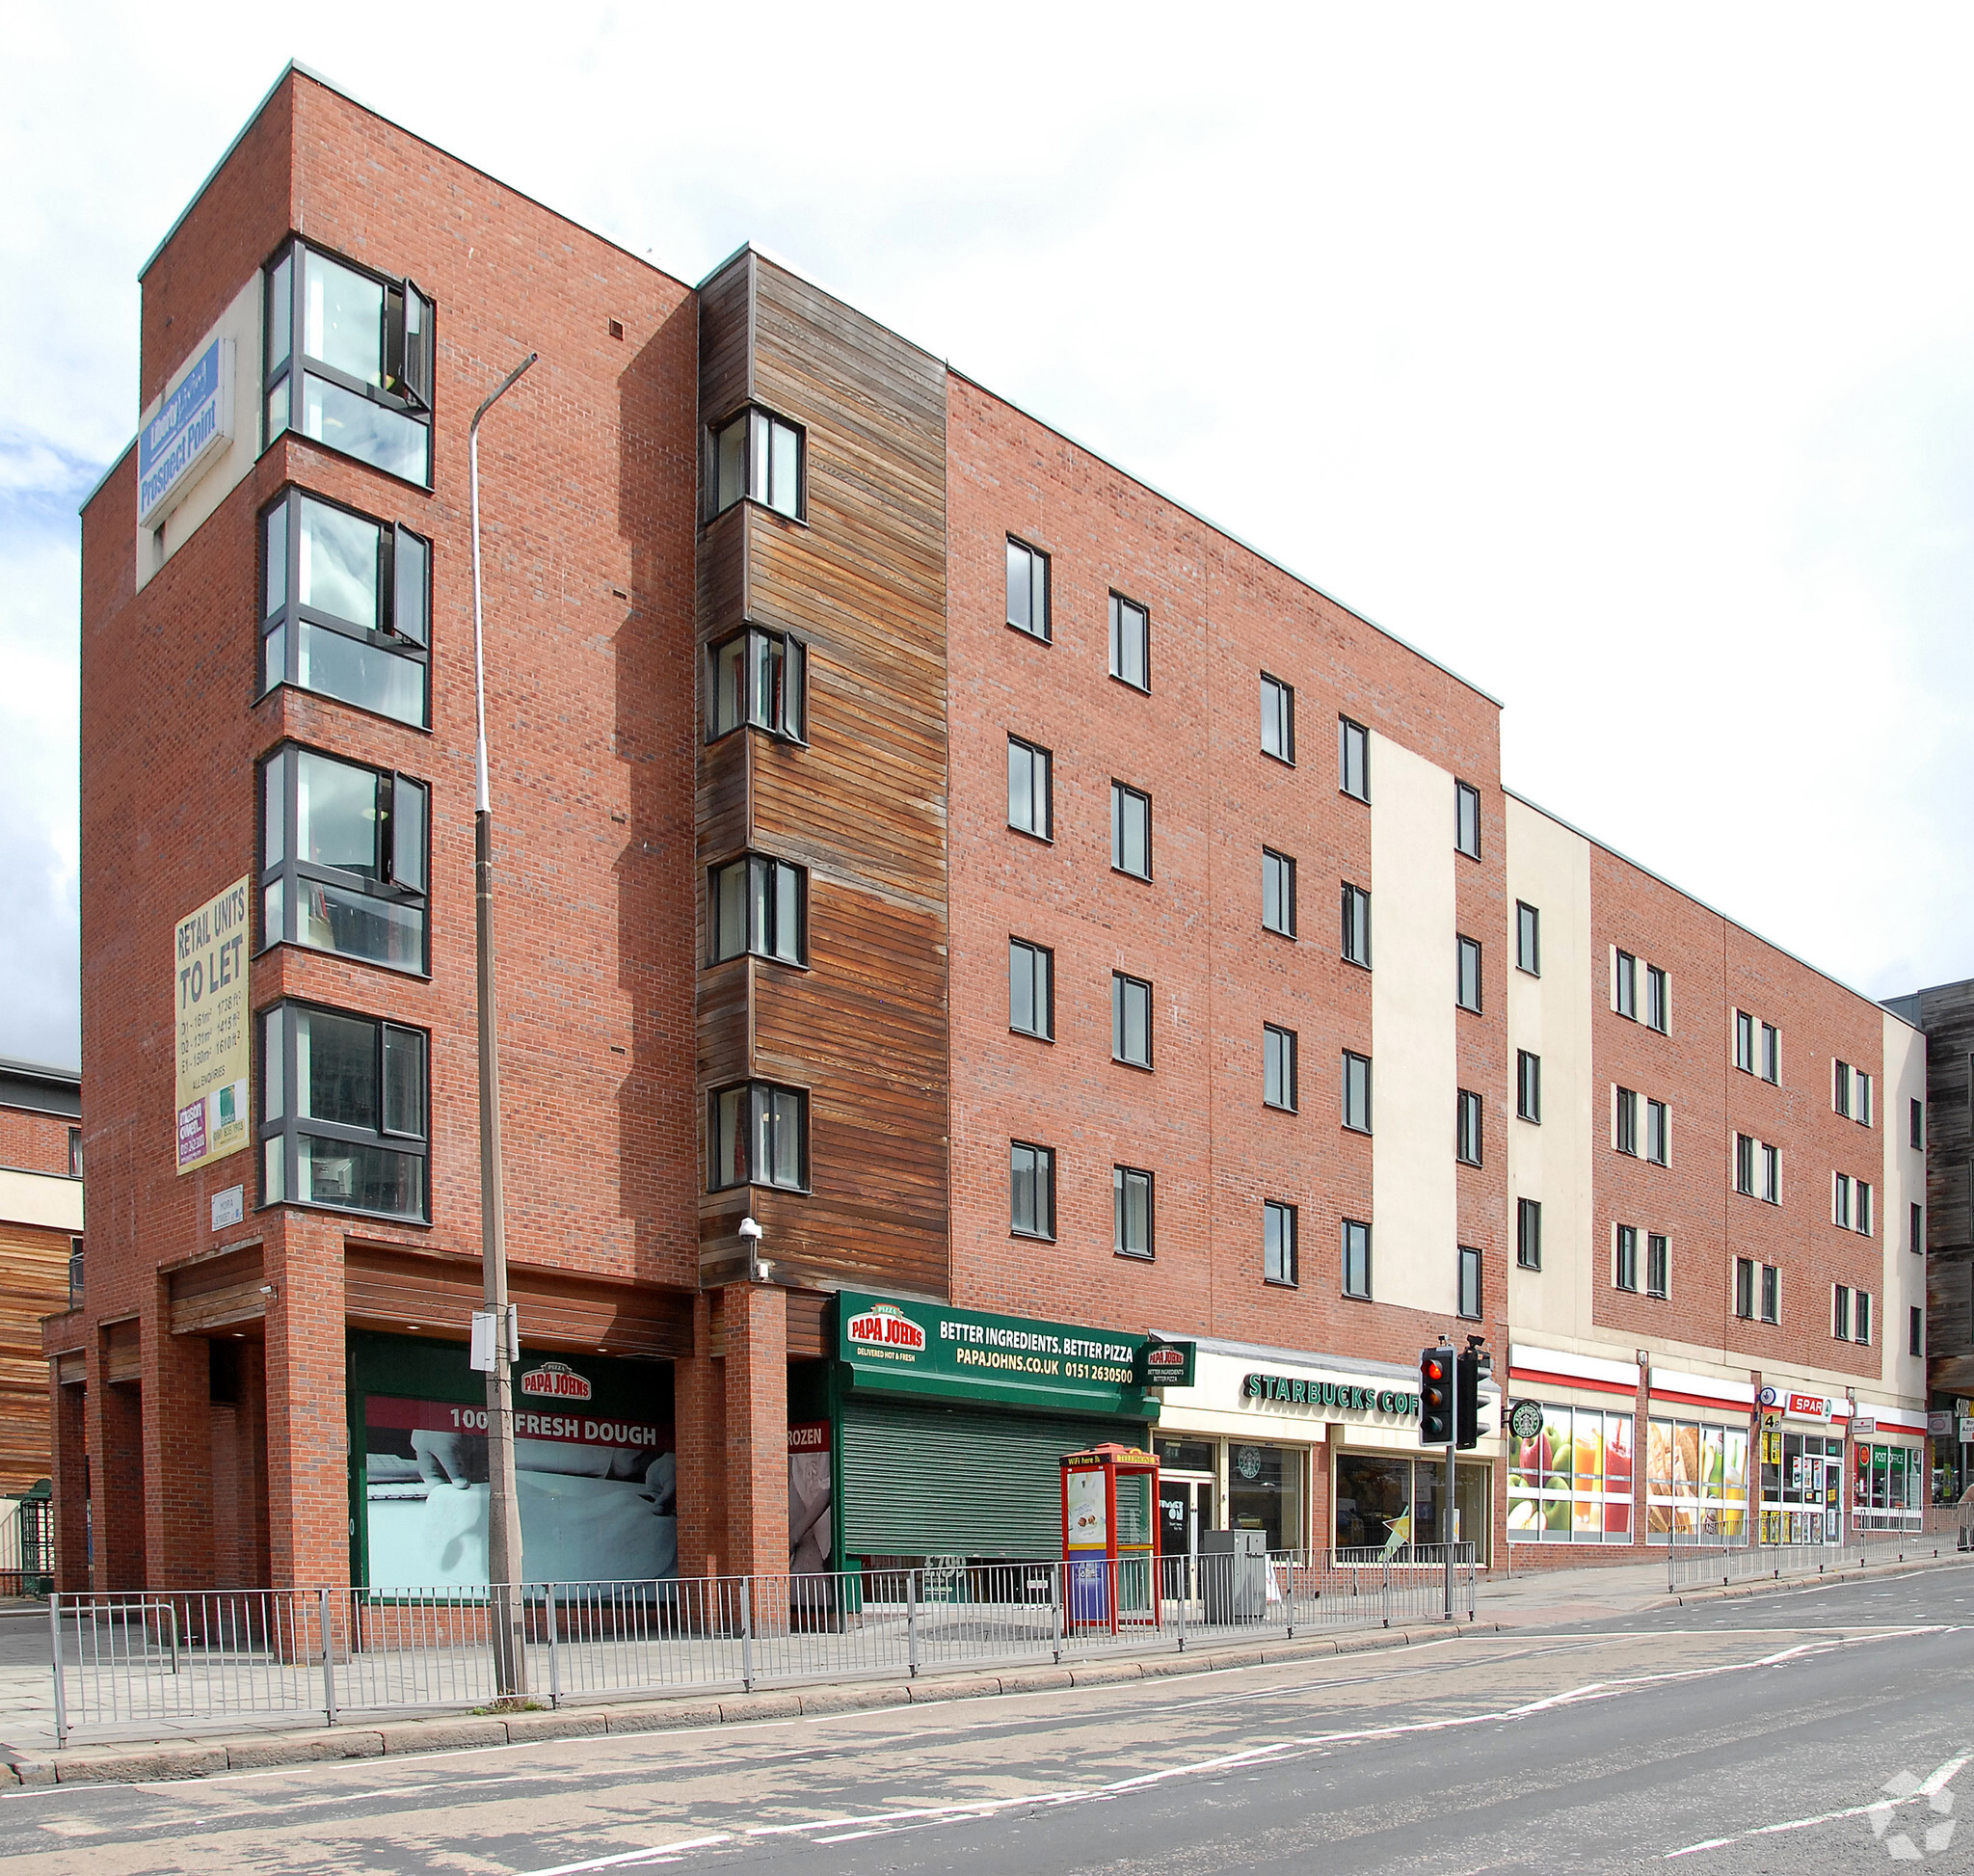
xmin=79 ymin=439 xmax=135 ymax=517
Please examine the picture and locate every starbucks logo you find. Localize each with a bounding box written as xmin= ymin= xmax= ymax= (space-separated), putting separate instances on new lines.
xmin=1236 ymin=1445 xmax=1263 ymax=1481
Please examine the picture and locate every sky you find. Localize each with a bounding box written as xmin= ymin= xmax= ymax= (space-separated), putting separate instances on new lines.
xmin=3 ymin=5 xmax=1970 ymax=1070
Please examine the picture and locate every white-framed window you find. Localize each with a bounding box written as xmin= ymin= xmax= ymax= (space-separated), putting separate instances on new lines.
xmin=1457 ymin=1245 xmax=1482 ymax=1320
xmin=1614 ymin=949 xmax=1638 ymax=1019
xmin=1616 ymin=1086 xmax=1640 ymax=1156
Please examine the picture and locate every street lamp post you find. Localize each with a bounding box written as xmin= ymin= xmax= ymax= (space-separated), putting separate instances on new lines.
xmin=469 ymin=350 xmax=537 ymax=1697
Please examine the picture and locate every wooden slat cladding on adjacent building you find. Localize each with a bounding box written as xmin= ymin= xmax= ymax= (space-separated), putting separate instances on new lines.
xmin=0 ymin=1221 xmax=67 ymax=1488
xmin=167 ymin=1244 xmax=267 ymax=1335
xmin=693 ymin=251 xmax=951 ymax=1300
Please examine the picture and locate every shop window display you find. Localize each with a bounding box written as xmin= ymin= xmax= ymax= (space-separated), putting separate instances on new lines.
xmin=1335 ymin=1453 xmax=1491 ymax=1564
xmin=1852 ymin=1440 xmax=1922 ymax=1532
xmin=1508 ymin=1405 xmax=1634 ymax=1542
xmin=1648 ymin=1418 xmax=1749 ymax=1541
xmin=1228 ymin=1441 xmax=1301 ymax=1551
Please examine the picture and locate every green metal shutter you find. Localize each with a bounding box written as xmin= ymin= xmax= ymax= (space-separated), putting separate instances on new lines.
xmin=840 ymin=1395 xmax=1149 ymax=1559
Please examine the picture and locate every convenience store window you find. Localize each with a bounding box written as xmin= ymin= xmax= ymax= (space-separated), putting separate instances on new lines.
xmin=1508 ymin=1405 xmax=1634 ymax=1543
xmin=1647 ymin=1418 xmax=1749 ymax=1541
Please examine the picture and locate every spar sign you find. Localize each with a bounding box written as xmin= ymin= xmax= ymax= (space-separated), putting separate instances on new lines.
xmin=845 ymin=1301 xmax=927 ymax=1356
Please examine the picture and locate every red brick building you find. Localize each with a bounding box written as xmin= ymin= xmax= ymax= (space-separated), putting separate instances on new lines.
xmin=49 ymin=66 xmax=1926 ymax=1590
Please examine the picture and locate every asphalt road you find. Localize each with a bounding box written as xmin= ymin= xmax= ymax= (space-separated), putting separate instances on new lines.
xmin=2 ymin=1564 xmax=1971 ymax=1875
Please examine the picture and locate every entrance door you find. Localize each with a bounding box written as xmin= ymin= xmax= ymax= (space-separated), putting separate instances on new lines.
xmin=1158 ymin=1477 xmax=1214 ymax=1590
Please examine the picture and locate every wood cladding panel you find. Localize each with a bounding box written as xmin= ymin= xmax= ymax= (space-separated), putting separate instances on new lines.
xmin=168 ymin=1244 xmax=267 ymax=1334
xmin=693 ymin=253 xmax=950 ymax=1300
xmin=697 ymin=255 xmax=755 ymax=433
xmin=102 ymin=1318 xmax=141 ymax=1384
xmin=0 ymin=1222 xmax=67 ymax=1487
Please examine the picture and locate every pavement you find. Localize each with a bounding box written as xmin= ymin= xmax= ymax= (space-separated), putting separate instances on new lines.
xmin=1 ymin=1558 xmax=1970 ymax=1874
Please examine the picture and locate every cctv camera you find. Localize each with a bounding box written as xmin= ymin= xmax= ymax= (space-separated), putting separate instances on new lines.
xmin=737 ymin=1217 xmax=763 ymax=1241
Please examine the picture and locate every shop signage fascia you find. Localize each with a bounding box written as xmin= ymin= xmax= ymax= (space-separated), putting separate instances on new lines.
xmin=139 ymin=337 xmax=234 ymax=527
xmin=832 ymin=1292 xmax=1156 ymax=1418
xmin=1136 ymin=1339 xmax=1196 ymax=1388
xmin=1242 ymin=1370 xmax=1419 ymax=1419
xmin=1961 ymin=1417 xmax=1974 ymax=1446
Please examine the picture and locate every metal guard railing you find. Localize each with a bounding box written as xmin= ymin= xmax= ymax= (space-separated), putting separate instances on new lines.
xmin=1666 ymin=1522 xmax=1971 ymax=1593
xmin=47 ymin=1547 xmax=1478 ymax=1746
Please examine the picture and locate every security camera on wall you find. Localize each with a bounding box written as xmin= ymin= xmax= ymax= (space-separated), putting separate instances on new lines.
xmin=737 ymin=1217 xmax=763 ymax=1242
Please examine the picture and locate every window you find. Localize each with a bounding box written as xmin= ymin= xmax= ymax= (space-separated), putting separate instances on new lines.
xmin=259 ymin=745 xmax=429 ymax=973
xmin=1517 ymin=1051 xmax=1541 ymax=1123
xmin=1833 ymin=1059 xmax=1853 ymax=1118
xmin=1338 ymin=716 xmax=1369 ymax=801
xmin=1112 ymin=972 xmax=1153 ymax=1069
xmin=1341 ymin=883 xmax=1372 ymax=967
xmin=1645 ymin=1098 xmax=1668 ymax=1166
xmin=1833 ymin=1285 xmax=1853 ymax=1341
xmin=1856 ymin=1179 xmax=1873 ymax=1236
xmin=1910 ymin=1305 xmax=1924 ymax=1356
xmin=1517 ymin=1196 xmax=1542 ymax=1271
xmin=1761 ymin=1264 xmax=1779 ymax=1324
xmin=1260 ymin=674 xmax=1294 ymax=763
xmin=264 ymin=240 xmax=433 ymax=485
xmin=259 ymin=490 xmax=430 ymax=727
xmin=1642 ymin=1417 xmax=1747 ymax=1544
xmin=1855 ymin=1291 xmax=1872 ymax=1346
xmin=1645 ymin=965 xmax=1667 ymax=1034
xmin=67 ymin=1128 xmax=82 ymax=1179
xmin=1646 ymin=1233 xmax=1668 ymax=1299
xmin=711 ymin=406 xmax=804 ymax=521
xmin=1510 ymin=1406 xmax=1637 ymax=1543
xmin=1265 ymin=1200 xmax=1297 ymax=1286
xmin=1342 ymin=1219 xmax=1372 ymax=1299
xmin=1761 ymin=1024 xmax=1779 ymax=1084
xmin=1456 ymin=1088 xmax=1483 ymax=1166
xmin=1454 ymin=781 xmax=1480 ymax=859
xmin=67 ymin=1238 xmax=83 ymax=1309
xmin=1342 ymin=1051 xmax=1372 ymax=1134
xmin=1735 ymin=1257 xmax=1755 ymax=1319
xmin=1009 ymin=938 xmax=1054 ymax=1040
xmin=1910 ymin=1201 xmax=1924 ymax=1255
xmin=1111 ymin=782 xmax=1152 ymax=879
xmin=1263 ymin=848 xmax=1296 ymax=937
xmin=1910 ymin=1098 xmax=1925 ymax=1150
xmin=1616 ymin=1224 xmax=1639 ymax=1292
xmin=1011 ymin=1141 xmax=1055 ymax=1239
xmin=1855 ymin=1070 xmax=1873 ymax=1127
xmin=1456 ymin=935 xmax=1482 ymax=1012
xmin=1264 ymin=1024 xmax=1297 ymax=1112
xmin=708 ymin=854 xmax=806 ymax=966
xmin=1515 ymin=901 xmax=1540 ymax=976
xmin=1457 ymin=1245 xmax=1482 ymax=1320
xmin=1006 ymin=736 xmax=1052 ymax=838
xmin=1735 ymin=1010 xmax=1754 ymax=1072
xmin=1114 ymin=1166 xmax=1154 ymax=1258
xmin=258 ymin=1003 xmax=427 ymax=1219
xmin=708 ymin=626 xmax=806 ymax=741
xmin=707 ymin=1081 xmax=808 ymax=1192
xmin=1005 ymin=537 xmax=1051 ymax=640
xmin=1735 ymin=1133 xmax=1755 ymax=1194
xmin=1833 ymin=1172 xmax=1853 ymax=1230
xmin=1762 ymin=1141 xmax=1781 ymax=1204
xmin=1108 ymin=594 xmax=1149 ymax=691
xmin=1614 ymin=951 xmax=1638 ymax=1020
xmin=1615 ymin=1086 xmax=1639 ymax=1156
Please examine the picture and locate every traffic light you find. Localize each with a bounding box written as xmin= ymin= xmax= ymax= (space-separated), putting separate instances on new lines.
xmin=1420 ymin=1345 xmax=1454 ymax=1445
xmin=1455 ymin=1347 xmax=1481 ymax=1451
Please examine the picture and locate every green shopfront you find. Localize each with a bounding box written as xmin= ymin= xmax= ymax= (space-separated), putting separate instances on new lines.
xmin=823 ymin=1293 xmax=1158 ymax=1568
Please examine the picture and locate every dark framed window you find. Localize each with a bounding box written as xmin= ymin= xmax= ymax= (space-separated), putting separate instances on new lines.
xmin=1456 ymin=1088 xmax=1482 ymax=1166
xmin=263 ymin=239 xmax=433 ymax=486
xmin=1011 ymin=1140 xmax=1056 ymax=1239
xmin=1111 ymin=782 xmax=1152 ymax=879
xmin=1261 ymin=674 xmax=1294 ymax=764
xmin=1457 ymin=1245 xmax=1482 ymax=1320
xmin=711 ymin=405 xmax=804 ymax=521
xmin=708 ymin=854 xmax=806 ymax=966
xmin=1615 ymin=1086 xmax=1639 ymax=1156
xmin=259 ymin=744 xmax=428 ymax=974
xmin=1645 ymin=1098 xmax=1668 ymax=1166
xmin=1614 ymin=950 xmax=1638 ymax=1019
xmin=1854 ymin=1288 xmax=1870 ymax=1343
xmin=1517 ymin=1050 xmax=1541 ymax=1123
xmin=67 ymin=1238 xmax=83 ymax=1309
xmin=1761 ymin=1264 xmax=1779 ymax=1324
xmin=708 ymin=626 xmax=806 ymax=742
xmin=1646 ymin=1233 xmax=1668 ymax=1299
xmin=1342 ymin=1050 xmax=1372 ymax=1134
xmin=1454 ymin=781 xmax=1480 ymax=859
xmin=1517 ymin=1196 xmax=1542 ymax=1271
xmin=1109 ymin=594 xmax=1150 ymax=691
xmin=1645 ymin=965 xmax=1667 ymax=1033
xmin=1832 ymin=1284 xmax=1852 ymax=1341
xmin=1910 ymin=1098 xmax=1925 ymax=1150
xmin=1338 ymin=716 xmax=1369 ymax=801
xmin=1112 ymin=972 xmax=1153 ymax=1069
xmin=1265 ymin=1200 xmax=1297 ymax=1286
xmin=1342 ymin=1218 xmax=1372 ymax=1299
xmin=1264 ymin=1024 xmax=1297 ymax=1112
xmin=1007 ymin=736 xmax=1053 ymax=839
xmin=1516 ymin=900 xmax=1540 ymax=976
xmin=1734 ymin=1009 xmax=1755 ymax=1073
xmin=258 ymin=1002 xmax=427 ymax=1220
xmin=259 ymin=489 xmax=430 ymax=727
xmin=1735 ymin=1132 xmax=1755 ymax=1194
xmin=1615 ymin=1223 xmax=1639 ymax=1292
xmin=1006 ymin=537 xmax=1051 ymax=641
xmin=1834 ymin=1172 xmax=1853 ymax=1230
xmin=1735 ymin=1256 xmax=1755 ymax=1319
xmin=1762 ymin=1142 xmax=1780 ymax=1204
xmin=67 ymin=1128 xmax=82 ymax=1179
xmin=1761 ymin=1023 xmax=1780 ymax=1084
xmin=1855 ymin=1070 xmax=1873 ymax=1128
xmin=1341 ymin=883 xmax=1371 ymax=968
xmin=1456 ymin=935 xmax=1482 ymax=1012
xmin=1263 ymin=848 xmax=1296 ymax=937
xmin=1910 ymin=1304 xmax=1924 ymax=1356
xmin=708 ymin=1080 xmax=808 ymax=1192
xmin=1010 ymin=938 xmax=1054 ymax=1040
xmin=1833 ymin=1059 xmax=1853 ymax=1117
xmin=1910 ymin=1201 xmax=1924 ymax=1255
xmin=1857 ymin=1179 xmax=1874 ymax=1237
xmin=1114 ymin=1166 xmax=1154 ymax=1258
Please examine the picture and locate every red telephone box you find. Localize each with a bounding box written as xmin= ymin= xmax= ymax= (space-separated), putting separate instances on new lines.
xmin=1060 ymin=1444 xmax=1160 ymax=1631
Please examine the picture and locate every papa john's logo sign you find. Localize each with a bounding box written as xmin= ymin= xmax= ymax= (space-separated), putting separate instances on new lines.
xmin=519 ymin=1361 xmax=593 ymax=1403
xmin=846 ymin=1302 xmax=927 ymax=1354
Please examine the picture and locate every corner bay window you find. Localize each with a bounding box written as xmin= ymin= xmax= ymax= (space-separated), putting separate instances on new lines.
xmin=261 ymin=490 xmax=430 ymax=727
xmin=708 ymin=854 xmax=806 ymax=965
xmin=259 ymin=1003 xmax=427 ymax=1219
xmin=265 ymin=240 xmax=433 ymax=485
xmin=708 ymin=626 xmax=806 ymax=741
xmin=260 ymin=745 xmax=428 ymax=973
xmin=708 ymin=1081 xmax=808 ymax=1192
xmin=712 ymin=406 xmax=804 ymax=521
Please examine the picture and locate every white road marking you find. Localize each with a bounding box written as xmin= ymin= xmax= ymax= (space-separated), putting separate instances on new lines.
xmin=517 ymin=1834 xmax=733 ymax=1876
xmin=1664 ymin=1750 xmax=1970 ymax=1858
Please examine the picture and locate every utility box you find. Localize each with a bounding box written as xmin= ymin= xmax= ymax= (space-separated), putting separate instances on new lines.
xmin=1199 ymin=1527 xmax=1267 ymax=1621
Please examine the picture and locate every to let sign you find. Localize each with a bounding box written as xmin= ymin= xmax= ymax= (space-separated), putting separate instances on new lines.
xmin=174 ymin=877 xmax=250 ymax=1174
